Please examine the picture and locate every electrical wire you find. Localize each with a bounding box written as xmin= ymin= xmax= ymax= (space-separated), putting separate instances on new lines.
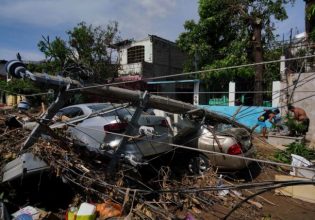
xmin=235 ymin=73 xmax=315 ymax=119
xmin=223 ymin=180 xmax=315 ymax=220
xmin=61 ymin=54 xmax=315 ymax=92
xmin=65 ymin=124 xmax=315 ymax=172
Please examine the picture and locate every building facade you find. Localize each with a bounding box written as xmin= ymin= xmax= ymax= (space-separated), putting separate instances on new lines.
xmin=116 ymin=35 xmax=187 ymax=78
xmin=114 ymin=35 xmax=203 ymax=104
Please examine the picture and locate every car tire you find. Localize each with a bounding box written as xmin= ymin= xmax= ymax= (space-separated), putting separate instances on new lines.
xmin=188 ymin=153 xmax=210 ymax=175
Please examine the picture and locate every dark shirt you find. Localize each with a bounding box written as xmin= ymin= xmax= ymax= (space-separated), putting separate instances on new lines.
xmin=258 ymin=110 xmax=273 ymax=122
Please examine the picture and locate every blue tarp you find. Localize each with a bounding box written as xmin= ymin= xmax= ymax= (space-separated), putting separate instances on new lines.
xmin=199 ymin=105 xmax=274 ymax=131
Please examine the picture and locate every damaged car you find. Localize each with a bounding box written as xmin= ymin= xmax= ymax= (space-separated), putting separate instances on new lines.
xmin=51 ymin=103 xmax=174 ymax=166
xmin=55 ymin=104 xmax=256 ymax=174
xmin=3 ymin=102 xmax=256 ymax=181
xmin=173 ymin=110 xmax=256 ymax=175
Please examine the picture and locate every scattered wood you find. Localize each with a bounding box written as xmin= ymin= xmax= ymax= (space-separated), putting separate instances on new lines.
xmin=275 ymin=174 xmax=315 ymax=204
xmin=230 ymin=190 xmax=263 ymax=209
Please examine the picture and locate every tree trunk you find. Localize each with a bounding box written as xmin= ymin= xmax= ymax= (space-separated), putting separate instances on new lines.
xmin=252 ymin=22 xmax=264 ymax=106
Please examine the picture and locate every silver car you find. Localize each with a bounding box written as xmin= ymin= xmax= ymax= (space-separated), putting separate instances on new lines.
xmin=174 ymin=115 xmax=256 ymax=174
xmin=53 ymin=103 xmax=174 ymax=164
xmin=56 ymin=104 xmax=255 ymax=172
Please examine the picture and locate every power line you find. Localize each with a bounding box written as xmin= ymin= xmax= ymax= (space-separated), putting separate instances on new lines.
xmin=3 ymin=55 xmax=315 ymax=98
xmin=60 ymin=122 xmax=315 ymax=172
xmin=150 ymin=90 xmax=315 ymax=94
xmin=65 ymin=54 xmax=315 ymax=92
xmin=235 ymin=72 xmax=315 ymax=119
xmin=236 ymin=92 xmax=315 ymax=120
xmin=146 ymin=55 xmax=315 ymax=81
xmin=238 ymin=72 xmax=315 ymax=119
xmin=0 ymin=88 xmax=53 ymax=97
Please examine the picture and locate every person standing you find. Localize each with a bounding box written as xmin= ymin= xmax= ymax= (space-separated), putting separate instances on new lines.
xmin=288 ymin=105 xmax=310 ymax=135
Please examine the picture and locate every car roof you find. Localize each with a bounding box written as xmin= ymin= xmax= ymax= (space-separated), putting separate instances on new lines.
xmin=61 ymin=103 xmax=110 ymax=110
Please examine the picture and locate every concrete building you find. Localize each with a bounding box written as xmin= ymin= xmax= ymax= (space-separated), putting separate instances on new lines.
xmin=116 ymin=35 xmax=186 ymax=78
xmin=114 ymin=35 xmax=202 ymax=104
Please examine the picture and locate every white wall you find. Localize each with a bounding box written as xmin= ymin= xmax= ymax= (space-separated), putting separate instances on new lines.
xmin=291 ymin=72 xmax=315 ymax=143
xmin=119 ymin=39 xmax=153 ymax=65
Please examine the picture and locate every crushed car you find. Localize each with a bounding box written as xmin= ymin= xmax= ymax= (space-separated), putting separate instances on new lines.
xmin=51 ymin=102 xmax=174 ymax=166
xmin=50 ymin=103 xmax=256 ymax=173
xmin=1 ymin=60 xmax=257 ymax=181
xmin=3 ymin=103 xmax=256 ymax=181
xmin=172 ymin=110 xmax=256 ymax=174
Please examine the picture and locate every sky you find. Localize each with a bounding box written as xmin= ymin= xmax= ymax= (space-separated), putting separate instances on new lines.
xmin=0 ymin=0 xmax=306 ymax=61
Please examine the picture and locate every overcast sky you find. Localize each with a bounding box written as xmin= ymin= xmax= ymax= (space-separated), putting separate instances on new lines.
xmin=0 ymin=0 xmax=305 ymax=61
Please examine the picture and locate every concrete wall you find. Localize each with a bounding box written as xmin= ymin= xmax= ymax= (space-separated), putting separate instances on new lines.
xmin=152 ymin=36 xmax=186 ymax=77
xmin=289 ymin=72 xmax=315 ymax=142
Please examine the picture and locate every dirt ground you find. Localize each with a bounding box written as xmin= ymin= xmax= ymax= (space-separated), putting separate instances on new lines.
xmin=181 ymin=137 xmax=315 ymax=220
xmin=0 ymin=108 xmax=315 ymax=220
xmin=238 ymin=137 xmax=315 ymax=220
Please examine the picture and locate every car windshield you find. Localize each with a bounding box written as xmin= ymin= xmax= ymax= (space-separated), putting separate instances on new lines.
xmin=215 ymin=123 xmax=233 ymax=132
xmin=87 ymin=103 xmax=111 ymax=112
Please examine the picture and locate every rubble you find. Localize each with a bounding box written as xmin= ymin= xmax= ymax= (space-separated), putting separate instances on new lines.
xmin=1 ymin=61 xmax=315 ymax=219
xmin=0 ymin=112 xmax=256 ymax=219
xmin=1 ymin=106 xmax=315 ymax=219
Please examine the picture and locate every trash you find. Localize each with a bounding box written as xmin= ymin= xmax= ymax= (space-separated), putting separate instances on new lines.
xmin=139 ymin=126 xmax=155 ymax=136
xmin=18 ymin=100 xmax=30 ymax=111
xmin=96 ymin=201 xmax=122 ymax=219
xmin=76 ymin=203 xmax=96 ymax=220
xmin=290 ymin=154 xmax=315 ymax=179
xmin=66 ymin=207 xmax=78 ymax=220
xmin=217 ymin=174 xmax=229 ymax=197
xmin=2 ymin=153 xmax=49 ymax=182
xmin=185 ymin=212 xmax=196 ymax=220
xmin=15 ymin=214 xmax=33 ymax=220
xmin=12 ymin=206 xmax=40 ymax=220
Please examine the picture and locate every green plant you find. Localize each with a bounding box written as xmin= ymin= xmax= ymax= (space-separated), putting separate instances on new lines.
xmin=284 ymin=116 xmax=307 ymax=136
xmin=274 ymin=142 xmax=315 ymax=164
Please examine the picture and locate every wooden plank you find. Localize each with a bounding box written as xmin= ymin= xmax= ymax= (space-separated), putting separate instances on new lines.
xmin=275 ymin=175 xmax=315 ymax=204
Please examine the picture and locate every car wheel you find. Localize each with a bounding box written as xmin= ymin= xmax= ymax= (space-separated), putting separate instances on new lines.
xmin=188 ymin=153 xmax=210 ymax=175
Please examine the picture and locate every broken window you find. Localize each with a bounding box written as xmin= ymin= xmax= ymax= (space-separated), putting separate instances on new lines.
xmin=57 ymin=107 xmax=84 ymax=118
xmin=127 ymin=46 xmax=144 ymax=64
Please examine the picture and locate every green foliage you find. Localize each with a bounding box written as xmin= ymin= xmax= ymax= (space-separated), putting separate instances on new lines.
xmin=37 ymin=21 xmax=121 ymax=82
xmin=274 ymin=142 xmax=315 ymax=164
xmin=0 ymin=79 xmax=47 ymax=106
xmin=0 ymin=79 xmax=40 ymax=95
xmin=177 ymin=0 xmax=294 ymax=95
xmin=38 ymin=36 xmax=70 ymax=72
xmin=307 ymin=3 xmax=315 ymax=19
xmin=285 ymin=117 xmax=307 ymax=136
xmin=305 ymin=0 xmax=315 ymax=41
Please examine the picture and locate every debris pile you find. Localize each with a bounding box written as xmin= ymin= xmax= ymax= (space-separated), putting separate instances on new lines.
xmin=0 ymin=112 xmax=270 ymax=220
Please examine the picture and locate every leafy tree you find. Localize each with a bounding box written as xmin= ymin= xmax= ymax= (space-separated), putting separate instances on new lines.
xmin=38 ymin=36 xmax=70 ymax=73
xmin=37 ymin=21 xmax=121 ymax=82
xmin=305 ymin=0 xmax=315 ymax=41
xmin=177 ymin=0 xmax=294 ymax=105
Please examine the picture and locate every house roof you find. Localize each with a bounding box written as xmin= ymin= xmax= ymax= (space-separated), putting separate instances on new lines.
xmin=112 ymin=34 xmax=176 ymax=49
xmin=110 ymin=39 xmax=133 ymax=48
